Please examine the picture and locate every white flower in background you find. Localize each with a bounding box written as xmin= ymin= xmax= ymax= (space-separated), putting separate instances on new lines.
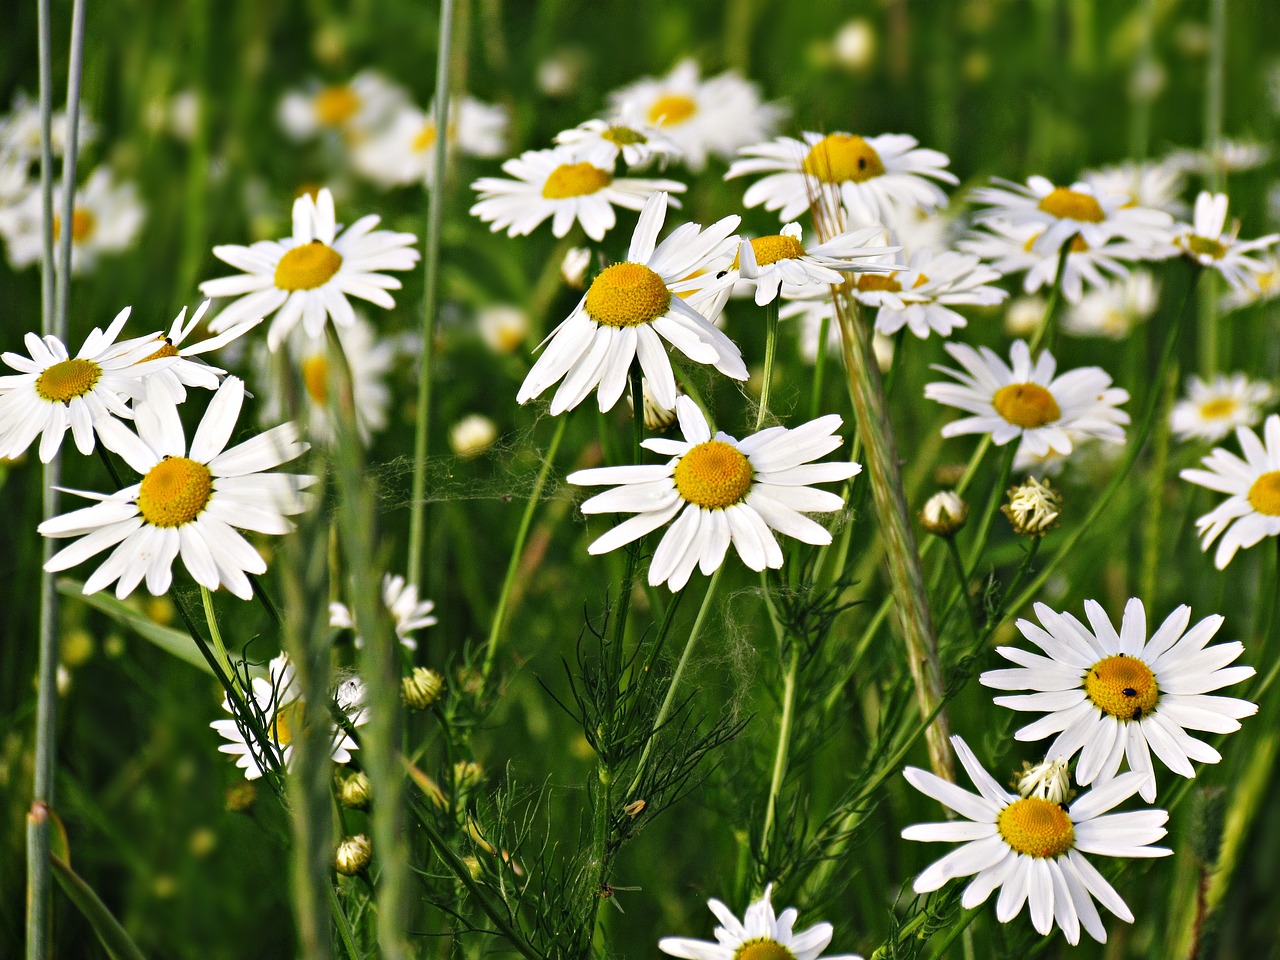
xmin=848 ymin=249 xmax=1006 ymax=339
xmin=560 ymin=246 xmax=592 ymax=288
xmin=554 ymin=114 xmax=681 ymax=169
xmin=536 ymin=48 xmax=586 ymax=98
xmin=517 ymin=191 xmax=744 ymax=414
xmin=608 ymin=59 xmax=787 ymax=172
xmin=1181 ymin=414 xmax=1280 ymax=568
xmin=779 ymin=297 xmax=894 ymax=371
xmin=738 ymin=221 xmax=897 ymax=306
xmin=925 ymin=340 xmax=1130 ymax=459
xmin=1222 ymin=250 xmax=1280 ymax=311
xmin=903 ymin=736 xmax=1171 ymax=944
xmin=1171 ymin=373 xmax=1274 ymax=443
xmin=1082 ymin=161 xmax=1186 ymax=217
xmin=658 ymin=883 xmax=862 ymax=960
xmin=981 ymin=599 xmax=1256 ymax=801
xmin=833 ymin=18 xmax=877 ymax=71
xmin=0 ymin=167 xmax=145 ymax=274
xmin=200 ymin=187 xmax=420 ymax=350
xmin=568 ymin=396 xmax=860 ymax=590
xmin=0 ymin=307 xmax=174 ymax=463
xmin=0 ymin=90 xmax=97 ymax=162
xmin=471 ymin=147 xmax=685 ymax=242
xmin=959 ymin=220 xmax=1136 ymax=304
xmin=278 ymin=70 xmax=408 ymax=143
xmin=330 ymin=572 xmax=436 ymax=651
xmin=477 ymin=304 xmax=531 ymax=355
xmin=210 ymin=652 xmax=366 ymax=780
xmin=39 ymin=377 xmax=315 ymax=600
xmin=1167 ymin=138 xmax=1272 ymax=176
xmin=141 ymin=301 xmax=263 ymax=406
xmin=1003 ymin=295 xmax=1047 ymax=338
xmin=1171 ymin=192 xmax=1279 ymax=293
xmin=448 ymin=413 xmax=498 ymax=459
xmin=1061 ymin=272 xmax=1158 ymax=340
xmin=728 ymin=131 xmax=956 ymax=224
xmin=352 ymin=97 xmax=510 ymax=189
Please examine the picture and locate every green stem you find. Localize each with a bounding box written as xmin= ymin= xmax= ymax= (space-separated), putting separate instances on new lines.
xmin=756 ymin=299 xmax=779 ymax=431
xmin=1028 ymin=240 xmax=1073 ymax=354
xmin=927 ymin=907 xmax=980 ymax=959
xmin=328 ymin=882 xmax=363 ymax=960
xmin=945 ymin=536 xmax=981 ymax=636
xmin=759 ymin=645 xmax=799 ymax=869
xmin=809 ymin=314 xmax=831 ymax=420
xmin=1139 ymin=364 xmax=1177 ymax=609
xmin=200 ymin=586 xmax=236 ymax=688
xmin=964 ymin=444 xmax=1016 ymax=577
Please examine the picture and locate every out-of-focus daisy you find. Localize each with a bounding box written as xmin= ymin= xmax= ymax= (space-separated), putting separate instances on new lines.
xmin=210 ymin=652 xmax=366 ymax=780
xmin=1082 ymin=161 xmax=1186 ymax=217
xmin=608 ymin=59 xmax=786 ymax=173
xmin=1171 ymin=373 xmax=1274 ymax=443
xmin=200 ymin=187 xmax=420 ymax=350
xmin=278 ymin=70 xmax=408 ymax=143
xmin=1061 ymin=272 xmax=1158 ymax=340
xmin=470 ymin=146 xmax=685 ymax=241
xmin=0 ymin=307 xmax=173 ymax=463
xmin=39 ymin=376 xmax=315 ymax=599
xmin=554 ymin=114 xmax=681 ymax=169
xmin=847 ymin=249 xmax=1006 ymax=339
xmin=352 ymin=97 xmax=509 ymax=189
xmin=960 ymin=220 xmax=1136 ymax=304
xmin=1167 ymin=138 xmax=1272 ymax=176
xmin=780 ymin=297 xmax=895 ymax=371
xmin=903 ymin=735 xmax=1171 ymax=944
xmin=972 ymin=176 xmax=1173 ymax=257
xmin=0 ymin=90 xmax=96 ymax=162
xmin=727 ymin=131 xmax=956 ymax=223
xmin=477 ymin=304 xmax=530 ymax=355
xmin=330 ymin=572 xmax=436 ymax=651
xmin=1171 ymin=192 xmax=1279 ymax=293
xmin=0 ymin=166 xmax=145 ymax=274
xmin=141 ymin=301 xmax=263 ymax=406
xmin=659 ymin=883 xmax=862 ymax=960
xmin=517 ymin=191 xmax=743 ymax=414
xmin=448 ymin=413 xmax=498 ymax=458
xmin=925 ymin=340 xmax=1129 ymax=459
xmin=738 ymin=222 xmax=897 ymax=306
xmin=981 ymin=599 xmax=1256 ymax=800
xmin=1222 ymin=251 xmax=1280 ymax=311
xmin=1181 ymin=414 xmax=1280 ymax=567
xmin=561 ymin=246 xmax=592 ymax=288
xmin=568 ymin=396 xmax=860 ymax=590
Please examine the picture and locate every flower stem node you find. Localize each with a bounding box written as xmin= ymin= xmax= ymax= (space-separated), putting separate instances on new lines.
xmin=919 ymin=490 xmax=969 ymax=537
xmin=339 ymin=771 xmax=371 ymax=809
xmin=1002 ymin=476 xmax=1063 ymax=537
xmin=334 ymin=834 xmax=372 ymax=876
xmin=402 ymin=666 xmax=444 ymax=710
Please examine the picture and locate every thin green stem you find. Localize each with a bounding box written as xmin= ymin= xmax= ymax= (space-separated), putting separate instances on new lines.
xmin=759 ymin=645 xmax=800 ymax=868
xmin=1028 ymin=240 xmax=1072 ymax=355
xmin=809 ymin=314 xmax=831 ymax=420
xmin=200 ymin=586 xmax=235 ymax=687
xmin=945 ymin=536 xmax=981 ymax=636
xmin=964 ymin=443 xmax=1015 ymax=578
xmin=328 ymin=883 xmax=363 ymax=960
xmin=1140 ymin=364 xmax=1177 ymax=609
xmin=54 ymin=0 xmax=85 ymax=332
xmin=756 ymin=299 xmax=779 ymax=431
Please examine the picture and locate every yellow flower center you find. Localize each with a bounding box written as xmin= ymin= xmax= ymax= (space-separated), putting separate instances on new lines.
xmin=993 ymin=383 xmax=1061 ymax=428
xmin=1023 ymin=232 xmax=1090 ymax=254
xmin=412 ymin=122 xmax=438 ymax=152
xmin=1248 ymin=471 xmax=1280 ymax=516
xmin=137 ymin=456 xmax=214 ymax=528
xmin=997 ymin=797 xmax=1075 ymax=858
xmin=300 ymin=354 xmax=329 ymax=405
xmin=141 ymin=338 xmax=180 ymax=363
xmin=34 ymin=358 xmax=102 ymax=403
xmin=1037 ymin=187 xmax=1105 ymax=223
xmin=314 ymin=85 xmax=360 ymax=127
xmin=542 ymin=162 xmax=612 ymax=200
xmin=602 ymin=125 xmax=647 ymax=146
xmin=270 ymin=699 xmax=307 ymax=748
xmin=275 ymin=241 xmax=344 ymax=291
xmin=733 ymin=940 xmax=795 ymax=960
xmin=1183 ymin=235 xmax=1227 ymax=260
xmin=855 ymin=273 xmax=902 ymax=293
xmin=584 ymin=262 xmax=671 ymax=328
xmin=802 ymin=134 xmax=886 ymax=184
xmin=646 ymin=93 xmax=697 ymax=127
xmin=673 ymin=440 xmax=754 ymax=509
xmin=52 ymin=208 xmax=96 ymax=244
xmin=1084 ymin=654 xmax=1159 ymax=720
xmin=913 ymin=273 xmax=931 ymax=288
xmin=749 ymin=234 xmax=806 ymax=267
xmin=1198 ymin=397 xmax=1238 ymax=420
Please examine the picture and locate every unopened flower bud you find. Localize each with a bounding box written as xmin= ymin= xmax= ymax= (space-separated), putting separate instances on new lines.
xmin=460 ymin=855 xmax=483 ymax=880
xmin=561 ymin=246 xmax=591 ymax=289
xmin=449 ymin=414 xmax=497 ymax=460
xmin=453 ymin=760 xmax=484 ymax=792
xmin=626 ymin=380 xmax=678 ymax=431
xmin=340 ymin=771 xmax=371 ymax=809
xmin=1002 ymin=477 xmax=1063 ymax=537
xmin=623 ymin=799 xmax=646 ymax=818
xmin=334 ymin=834 xmax=372 ymax=876
xmin=1016 ymin=757 xmax=1072 ymax=804
xmin=402 ymin=667 xmax=444 ymax=710
xmin=919 ymin=490 xmax=969 ymax=537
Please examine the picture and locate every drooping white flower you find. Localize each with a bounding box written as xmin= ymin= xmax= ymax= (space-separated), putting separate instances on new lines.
xmin=1170 ymin=192 xmax=1279 ymax=293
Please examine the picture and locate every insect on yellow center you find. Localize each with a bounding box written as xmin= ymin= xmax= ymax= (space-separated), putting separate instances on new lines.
xmin=1248 ymin=471 xmax=1280 ymax=516
xmin=35 ymin=358 xmax=102 ymax=403
xmin=602 ymin=125 xmax=647 ymax=146
xmin=673 ymin=440 xmax=754 ymax=509
xmin=1183 ymin=235 xmax=1228 ymax=260
xmin=802 ymin=134 xmax=886 ymax=184
xmin=542 ymin=162 xmax=613 ymax=199
xmin=646 ymin=93 xmax=697 ymax=127
xmin=300 ymin=354 xmax=329 ymax=405
xmin=997 ymin=797 xmax=1075 ymax=858
xmin=314 ymin=85 xmax=360 ymax=127
xmin=584 ymin=262 xmax=671 ymax=328
xmin=138 ymin=456 xmax=214 ymax=528
xmin=270 ymin=699 xmax=307 ymax=748
xmin=1084 ymin=654 xmax=1159 ymax=720
xmin=733 ymin=939 xmax=796 ymax=960
xmin=1038 ymin=187 xmax=1106 ymax=223
xmin=275 ymin=240 xmax=344 ymax=291
xmin=993 ymin=383 xmax=1061 ymax=428
xmin=748 ymin=234 xmax=806 ymax=267
xmin=52 ymin=208 xmax=96 ymax=243
xmin=855 ymin=273 xmax=902 ymax=294
xmin=141 ymin=338 xmax=180 ymax=363
xmin=1198 ymin=397 xmax=1238 ymax=420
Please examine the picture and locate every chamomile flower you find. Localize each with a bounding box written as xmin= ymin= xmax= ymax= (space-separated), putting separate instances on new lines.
xmin=0 ymin=90 xmax=96 ymax=163
xmin=1082 ymin=161 xmax=1187 ymax=217
xmin=737 ymin=221 xmax=897 ymax=306
xmin=1222 ymin=251 xmax=1280 ymax=311
xmin=980 ymin=599 xmax=1257 ymax=801
xmin=278 ymin=70 xmax=408 ymax=143
xmin=517 ymin=191 xmax=744 ymax=414
xmin=209 ymin=652 xmax=366 ymax=781
xmin=1167 ymin=138 xmax=1272 ymax=176
xmin=608 ymin=59 xmax=786 ymax=172
xmin=351 ymin=97 xmax=510 ymax=189
xmin=659 ymin=884 xmax=862 ymax=960
xmin=554 ymin=114 xmax=681 ymax=169
xmin=779 ymin=298 xmax=896 ymax=371
xmin=141 ymin=301 xmax=263 ymax=406
xmin=903 ymin=736 xmax=1171 ymax=945
xmin=1061 ymin=272 xmax=1158 ymax=340
xmin=848 ymin=249 xmax=1007 ymax=339
xmin=1171 ymin=192 xmax=1279 ymax=293
xmin=568 ymin=396 xmax=860 ymax=590
xmin=1181 ymin=414 xmax=1280 ymax=568
xmin=38 ymin=376 xmax=315 ymax=600
xmin=0 ymin=307 xmax=174 ymax=463
xmin=200 ymin=187 xmax=420 ymax=350
xmin=1171 ymin=373 xmax=1274 ymax=443
xmin=726 ymin=131 xmax=956 ymax=224
xmin=330 ymin=572 xmax=436 ymax=651
xmin=959 ymin=220 xmax=1136 ymax=304
xmin=924 ymin=340 xmax=1129 ymax=459
xmin=470 ymin=146 xmax=685 ymax=241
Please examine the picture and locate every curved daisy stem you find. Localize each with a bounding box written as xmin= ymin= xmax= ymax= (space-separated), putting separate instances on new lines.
xmin=758 ymin=643 xmax=799 ymax=870
xmin=1139 ymin=364 xmax=1178 ymax=609
xmin=200 ymin=586 xmax=236 ymax=687
xmin=1028 ymin=239 xmax=1072 ymax=355
xmin=944 ymin=536 xmax=981 ymax=637
xmin=756 ymin=299 xmax=780 ymax=431
xmin=963 ymin=443 xmax=1016 ymax=578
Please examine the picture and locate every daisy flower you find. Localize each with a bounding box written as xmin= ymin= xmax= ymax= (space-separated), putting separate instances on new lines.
xmin=330 ymin=572 xmax=437 ymax=651
xmin=980 ymin=599 xmax=1257 ymax=800
xmin=779 ymin=297 xmax=896 ymax=370
xmin=959 ymin=220 xmax=1136 ymax=304
xmin=517 ymin=191 xmax=744 ymax=414
xmin=658 ymin=883 xmax=862 ymax=960
xmin=0 ymin=89 xmax=96 ymax=163
xmin=38 ymin=376 xmax=315 ymax=600
xmin=199 ymin=187 xmax=420 ymax=350
xmin=1167 ymin=138 xmax=1272 ymax=176
xmin=903 ymin=735 xmax=1171 ymax=945
xmin=1171 ymin=373 xmax=1274 ymax=443
xmin=278 ymin=70 xmax=408 ymax=143
xmin=209 ymin=652 xmax=367 ymax=781
xmin=726 ymin=131 xmax=957 ymax=224
xmin=567 ymin=396 xmax=860 ymax=590
xmin=1171 ymin=192 xmax=1279 ymax=293
xmin=351 ymin=97 xmax=510 ymax=189
xmin=924 ymin=340 xmax=1130 ymax=459
xmin=554 ymin=114 xmax=681 ymax=170
xmin=1181 ymin=414 xmax=1280 ymax=568
xmin=848 ymin=248 xmax=1007 ymax=339
xmin=0 ymin=306 xmax=174 ymax=463
xmin=141 ymin=301 xmax=263 ymax=406
xmin=737 ymin=222 xmax=897 ymax=306
xmin=608 ymin=59 xmax=787 ymax=172
xmin=470 ymin=146 xmax=685 ymax=242
xmin=1082 ymin=161 xmax=1186 ymax=217
xmin=1060 ymin=271 xmax=1158 ymax=340
xmin=1222 ymin=250 xmax=1280 ymax=311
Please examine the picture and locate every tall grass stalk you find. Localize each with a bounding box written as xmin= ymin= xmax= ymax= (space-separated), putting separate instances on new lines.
xmin=1198 ymin=0 xmax=1226 ymax=378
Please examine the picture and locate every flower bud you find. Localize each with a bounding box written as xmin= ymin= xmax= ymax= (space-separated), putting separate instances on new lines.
xmin=402 ymin=666 xmax=444 ymax=710
xmin=340 ymin=771 xmax=371 ymax=809
xmin=919 ymin=490 xmax=969 ymax=537
xmin=1002 ymin=477 xmax=1063 ymax=537
xmin=453 ymin=760 xmax=484 ymax=792
xmin=449 ymin=414 xmax=497 ymax=460
xmin=334 ymin=834 xmax=372 ymax=876
xmin=1016 ymin=757 xmax=1072 ymax=804
xmin=561 ymin=246 xmax=592 ymax=289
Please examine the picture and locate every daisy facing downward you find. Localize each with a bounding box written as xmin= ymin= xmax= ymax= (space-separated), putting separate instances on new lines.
xmin=568 ymin=396 xmax=860 ymax=590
